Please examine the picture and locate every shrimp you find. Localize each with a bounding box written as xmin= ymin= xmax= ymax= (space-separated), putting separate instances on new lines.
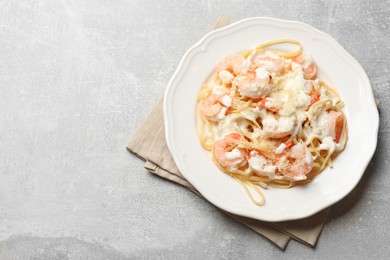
xmin=201 ymin=93 xmax=232 ymax=121
xmin=278 ymin=142 xmax=313 ymax=181
xmin=305 ymin=81 xmax=320 ymax=105
xmin=213 ymin=133 xmax=247 ymax=170
xmin=216 ymin=55 xmax=247 ymax=84
xmin=262 ymin=115 xmax=296 ymax=139
xmin=253 ymin=56 xmax=286 ymax=74
xmin=327 ymin=111 xmax=343 ymax=142
xmin=235 ymin=68 xmax=271 ymax=99
xmin=293 ymin=53 xmax=317 ymax=80
xmin=257 ymin=97 xmax=283 ymax=113
xmin=248 ymin=150 xmax=277 ymax=178
xmin=309 ymin=109 xmax=343 ymax=143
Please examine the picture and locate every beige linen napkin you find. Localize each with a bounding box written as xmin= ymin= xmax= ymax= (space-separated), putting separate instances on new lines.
xmin=127 ymin=17 xmax=330 ymax=249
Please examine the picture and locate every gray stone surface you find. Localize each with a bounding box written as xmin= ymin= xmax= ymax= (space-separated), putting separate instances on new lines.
xmin=0 ymin=0 xmax=389 ymax=259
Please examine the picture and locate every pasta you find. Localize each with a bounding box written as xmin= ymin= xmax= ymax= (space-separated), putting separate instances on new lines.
xmin=197 ymin=39 xmax=347 ymax=206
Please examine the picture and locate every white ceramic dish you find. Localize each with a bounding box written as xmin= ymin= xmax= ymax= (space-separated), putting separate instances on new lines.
xmin=163 ymin=17 xmax=379 ymax=222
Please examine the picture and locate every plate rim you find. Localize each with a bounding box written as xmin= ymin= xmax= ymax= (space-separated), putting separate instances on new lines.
xmin=163 ymin=17 xmax=379 ymax=221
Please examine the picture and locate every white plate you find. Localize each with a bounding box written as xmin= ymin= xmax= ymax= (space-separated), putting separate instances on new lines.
xmin=163 ymin=17 xmax=379 ymax=221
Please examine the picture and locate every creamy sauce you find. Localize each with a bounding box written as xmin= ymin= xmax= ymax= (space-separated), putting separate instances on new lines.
xmin=275 ymin=143 xmax=286 ymax=154
xmin=225 ymin=148 xmax=243 ymax=160
xmin=199 ymin=46 xmax=346 ymax=184
xmin=319 ymin=136 xmax=339 ymax=152
xmin=249 ymin=152 xmax=276 ymax=178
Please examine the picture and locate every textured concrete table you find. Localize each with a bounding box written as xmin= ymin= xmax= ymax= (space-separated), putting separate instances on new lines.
xmin=0 ymin=0 xmax=389 ymax=259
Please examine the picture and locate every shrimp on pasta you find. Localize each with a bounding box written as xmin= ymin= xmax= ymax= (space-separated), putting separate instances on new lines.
xmin=197 ymin=39 xmax=348 ymax=206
